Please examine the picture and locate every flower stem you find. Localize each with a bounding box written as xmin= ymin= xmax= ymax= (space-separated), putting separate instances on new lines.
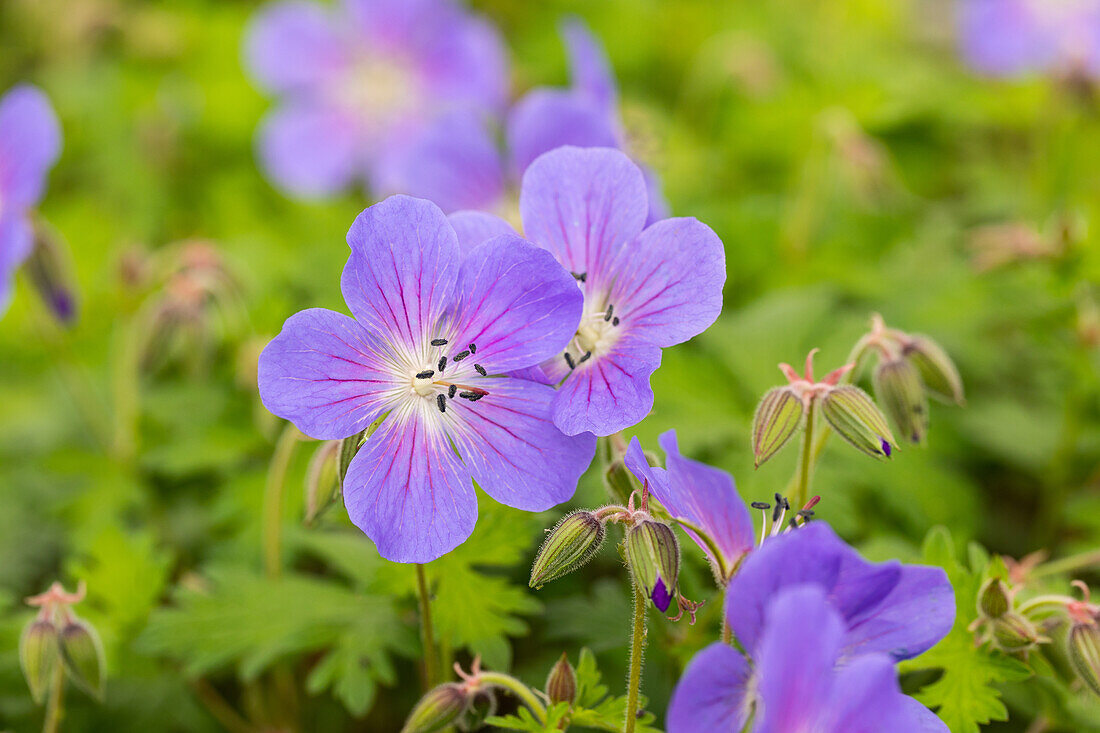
xmin=1029 ymin=550 xmax=1100 ymax=580
xmin=42 ymin=661 xmax=65 ymax=733
xmin=415 ymin=564 xmax=438 ymax=690
xmin=794 ymin=401 xmax=816 ymax=511
xmin=721 ymin=585 xmax=732 ymax=645
xmin=624 ymin=579 xmax=648 ymax=733
xmin=479 ymin=673 xmax=547 ymax=723
xmin=262 ymin=423 xmax=299 ymax=578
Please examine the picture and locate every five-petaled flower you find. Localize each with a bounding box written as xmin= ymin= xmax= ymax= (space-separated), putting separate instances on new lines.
xmin=667 ymin=522 xmax=954 ymax=732
xmin=959 ymin=0 xmax=1100 ymax=78
xmin=450 ymin=146 xmax=725 ymax=437
xmin=386 ymin=17 xmax=669 ymax=221
xmin=244 ymin=0 xmax=507 ymax=200
xmin=0 ymin=85 xmax=61 ymax=317
xmin=258 ymin=195 xmax=596 ymax=563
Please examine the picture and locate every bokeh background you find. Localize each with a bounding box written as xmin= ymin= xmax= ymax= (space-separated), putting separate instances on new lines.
xmin=1 ymin=0 xmax=1099 ymax=730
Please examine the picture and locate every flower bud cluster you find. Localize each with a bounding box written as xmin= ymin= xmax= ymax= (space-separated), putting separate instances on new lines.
xmin=20 ymin=581 xmax=105 ymax=705
xmin=751 ymin=348 xmax=895 ymax=467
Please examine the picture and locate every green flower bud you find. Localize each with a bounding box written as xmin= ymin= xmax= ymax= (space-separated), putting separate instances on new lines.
xmin=752 ymin=387 xmax=805 ymax=467
xmin=1068 ymin=622 xmax=1100 ymax=698
xmin=990 ymin=612 xmax=1043 ymax=654
xmin=977 ymin=578 xmax=1011 ymax=620
xmin=20 ymin=619 xmax=60 ymax=705
xmin=545 ymin=652 xmax=577 ymax=705
xmin=530 ymin=511 xmax=606 ymax=589
xmin=59 ymin=617 xmax=106 ymax=700
xmin=603 ymin=458 xmax=642 ymax=506
xmin=902 ymin=335 xmax=965 ymax=405
xmin=625 ymin=519 xmax=680 ymax=613
xmin=401 ymin=683 xmax=469 ymax=733
xmin=26 ymin=223 xmax=77 ymax=324
xmin=819 ymin=385 xmax=896 ymax=459
xmin=338 ymin=429 xmax=368 ymax=487
xmin=305 ymin=441 xmax=340 ymax=525
xmin=873 ymin=358 xmax=929 ymax=445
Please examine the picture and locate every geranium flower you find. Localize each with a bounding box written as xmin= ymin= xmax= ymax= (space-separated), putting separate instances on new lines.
xmin=0 ymin=85 xmax=61 ymax=317
xmin=244 ymin=0 xmax=507 ymax=199
xmin=494 ymin=146 xmax=724 ymax=437
xmin=669 ymin=584 xmax=948 ymax=732
xmin=959 ymin=0 xmax=1100 ymax=78
xmin=384 ymin=18 xmax=669 ymax=221
xmin=257 ymin=195 xmax=596 ymax=562
xmin=624 ymin=431 xmax=754 ymax=582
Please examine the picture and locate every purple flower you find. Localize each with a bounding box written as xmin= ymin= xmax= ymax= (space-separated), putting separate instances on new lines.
xmin=624 ymin=431 xmax=754 ymax=581
xmin=244 ymin=0 xmax=507 ymax=200
xmin=959 ymin=0 xmax=1100 ymax=78
xmin=519 ymin=146 xmax=725 ymax=437
xmin=668 ymin=584 xmax=948 ymax=732
xmin=0 ymin=85 xmax=61 ymax=317
xmin=385 ymin=18 xmax=670 ymax=221
xmin=257 ymin=195 xmax=596 ymax=562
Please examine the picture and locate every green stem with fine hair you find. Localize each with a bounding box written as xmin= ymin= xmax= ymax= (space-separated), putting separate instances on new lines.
xmin=42 ymin=661 xmax=65 ymax=733
xmin=624 ymin=578 xmax=648 ymax=733
xmin=1029 ymin=550 xmax=1100 ymax=580
xmin=478 ymin=673 xmax=548 ymax=724
xmin=794 ymin=401 xmax=816 ymax=511
xmin=415 ymin=564 xmax=438 ymax=690
xmin=262 ymin=423 xmax=299 ymax=578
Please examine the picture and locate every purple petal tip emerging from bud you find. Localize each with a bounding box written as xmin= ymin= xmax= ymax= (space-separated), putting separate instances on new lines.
xmin=651 ymin=577 xmax=672 ymax=612
xmin=881 ymin=440 xmax=892 ymax=457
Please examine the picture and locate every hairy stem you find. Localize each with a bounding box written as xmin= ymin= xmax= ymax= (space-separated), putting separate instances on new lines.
xmin=42 ymin=661 xmax=65 ymax=733
xmin=721 ymin=584 xmax=732 ymax=645
xmin=1030 ymin=550 xmax=1100 ymax=580
xmin=415 ymin=564 xmax=438 ymax=690
xmin=262 ymin=423 xmax=298 ymax=578
xmin=794 ymin=401 xmax=816 ymax=511
xmin=625 ymin=579 xmax=648 ymax=733
xmin=479 ymin=673 xmax=547 ymax=723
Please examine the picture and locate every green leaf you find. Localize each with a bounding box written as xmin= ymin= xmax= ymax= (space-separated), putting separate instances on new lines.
xmin=900 ymin=527 xmax=1032 ymax=733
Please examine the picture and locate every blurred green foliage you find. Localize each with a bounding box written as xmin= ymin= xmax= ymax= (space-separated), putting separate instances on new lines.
xmin=1 ymin=0 xmax=1100 ymax=730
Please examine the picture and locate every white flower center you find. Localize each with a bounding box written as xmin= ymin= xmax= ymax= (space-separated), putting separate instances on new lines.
xmin=562 ymin=290 xmax=622 ymax=369
xmin=331 ymin=54 xmax=420 ymax=133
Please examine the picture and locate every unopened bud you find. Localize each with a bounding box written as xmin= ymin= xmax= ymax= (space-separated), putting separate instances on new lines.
xmin=305 ymin=441 xmax=340 ymax=524
xmin=604 ymin=459 xmax=642 ymax=505
xmin=20 ymin=619 xmax=60 ymax=704
xmin=401 ymin=682 xmax=469 ymax=733
xmin=530 ymin=511 xmax=606 ymax=589
xmin=977 ymin=578 xmax=1011 ymax=620
xmin=338 ymin=429 xmax=367 ymax=487
xmin=902 ymin=336 xmax=964 ymax=405
xmin=545 ymin=652 xmax=577 ymax=705
xmin=59 ymin=617 xmax=106 ymax=700
xmin=26 ymin=223 xmax=77 ymax=324
xmin=625 ymin=519 xmax=680 ymax=612
xmin=873 ymin=358 xmax=929 ymax=445
xmin=752 ymin=387 xmax=804 ymax=467
xmin=990 ymin=612 xmax=1043 ymax=654
xmin=819 ymin=385 xmax=895 ymax=459
xmin=1068 ymin=621 xmax=1100 ymax=698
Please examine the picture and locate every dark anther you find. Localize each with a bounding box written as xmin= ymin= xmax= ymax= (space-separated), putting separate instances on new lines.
xmin=448 ymin=384 xmax=457 ymax=399
xmin=604 ymin=304 xmax=614 ymax=322
xmin=438 ymin=356 xmax=447 ymax=373
xmin=474 ymin=363 xmax=487 ymax=376
xmin=789 ymin=517 xmax=798 ymax=529
xmin=612 ymin=316 xmax=620 ymax=326
xmin=415 ymin=369 xmax=435 ymax=379
xmin=578 ymin=351 xmax=592 ymax=364
xmin=431 ymin=338 xmax=448 ymax=346
xmin=771 ymin=503 xmax=784 ymax=523
xmin=436 ymin=394 xmax=446 ymax=413
xmin=453 ymin=350 xmax=470 ymax=362
xmin=751 ymin=501 xmax=771 ymax=510
xmin=572 ymin=272 xmax=587 ymax=282
xmin=564 ymin=352 xmax=576 ymax=370
xmin=797 ymin=510 xmax=815 ymax=519
xmin=469 ymin=343 xmax=477 ymax=354
xmin=459 ymin=391 xmax=485 ymax=402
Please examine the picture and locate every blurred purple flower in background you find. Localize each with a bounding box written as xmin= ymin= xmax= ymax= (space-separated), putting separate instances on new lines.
xmin=668 ymin=523 xmax=954 ymax=732
xmin=0 ymin=85 xmax=61 ymax=317
xmin=624 ymin=430 xmax=754 ymax=581
xmin=258 ymin=195 xmax=595 ymax=562
xmin=668 ymin=585 xmax=949 ymax=732
xmin=959 ymin=0 xmax=1100 ymax=78
xmin=383 ymin=18 xmax=670 ymax=221
xmin=244 ymin=0 xmax=507 ymax=199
